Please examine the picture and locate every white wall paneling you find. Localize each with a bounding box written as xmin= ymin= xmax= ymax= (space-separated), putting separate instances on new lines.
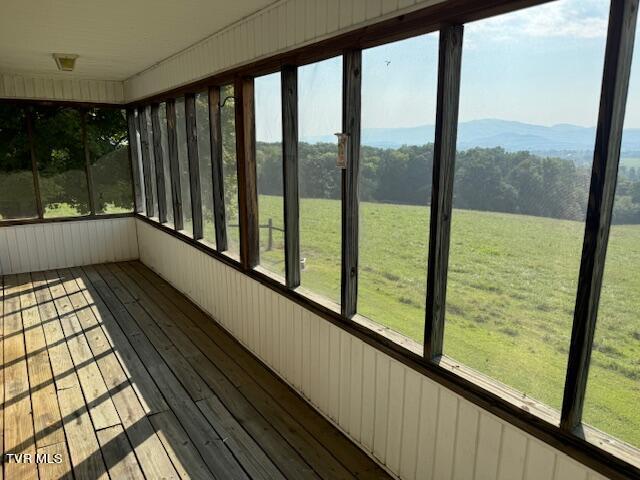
xmin=0 ymin=73 xmax=124 ymax=104
xmin=0 ymin=217 xmax=138 ymax=275
xmin=136 ymin=219 xmax=610 ymax=480
xmin=124 ymin=0 xmax=446 ymax=101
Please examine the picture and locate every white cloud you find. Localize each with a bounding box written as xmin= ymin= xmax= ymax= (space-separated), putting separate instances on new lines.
xmin=467 ymin=0 xmax=608 ymax=42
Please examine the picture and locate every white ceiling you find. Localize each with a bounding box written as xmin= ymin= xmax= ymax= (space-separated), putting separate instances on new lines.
xmin=0 ymin=0 xmax=276 ymax=81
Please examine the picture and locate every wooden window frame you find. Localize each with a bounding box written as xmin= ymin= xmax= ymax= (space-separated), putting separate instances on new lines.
xmin=125 ymin=0 xmax=640 ymax=477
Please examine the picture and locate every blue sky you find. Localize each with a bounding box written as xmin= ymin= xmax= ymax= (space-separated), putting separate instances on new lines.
xmin=255 ymin=0 xmax=639 ymax=142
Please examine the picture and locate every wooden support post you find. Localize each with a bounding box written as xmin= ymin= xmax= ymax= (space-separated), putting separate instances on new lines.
xmin=151 ymin=104 xmax=168 ymax=224
xmin=209 ymin=86 xmax=228 ymax=252
xmin=166 ymin=100 xmax=183 ymax=230
xmin=185 ymin=93 xmax=203 ymax=240
xmin=26 ymin=109 xmax=44 ymax=219
xmin=81 ymin=110 xmax=97 ymax=215
xmin=341 ymin=50 xmax=362 ymax=318
xmin=282 ymin=65 xmax=301 ymax=288
xmin=561 ymin=0 xmax=638 ymax=431
xmin=138 ymin=107 xmax=155 ymax=217
xmin=126 ymin=108 xmax=144 ymax=214
xmin=424 ymin=25 xmax=464 ymax=359
xmin=235 ymin=77 xmax=259 ymax=269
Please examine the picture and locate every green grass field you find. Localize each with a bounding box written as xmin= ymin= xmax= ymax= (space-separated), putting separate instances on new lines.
xmin=255 ymin=194 xmax=640 ymax=448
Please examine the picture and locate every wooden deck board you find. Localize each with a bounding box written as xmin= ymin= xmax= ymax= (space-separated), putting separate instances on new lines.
xmin=1 ymin=263 xmax=390 ymax=480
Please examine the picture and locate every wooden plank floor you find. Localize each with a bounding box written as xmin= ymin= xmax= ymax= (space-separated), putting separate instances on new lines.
xmin=1 ymin=261 xmax=391 ymax=480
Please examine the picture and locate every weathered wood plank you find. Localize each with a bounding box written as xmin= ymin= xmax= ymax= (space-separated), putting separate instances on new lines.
xmin=61 ymin=268 xmax=178 ymax=479
xmin=125 ymin=261 xmax=385 ymax=479
xmin=18 ymin=273 xmax=72 ymax=480
xmin=3 ymin=275 xmax=38 ymax=480
xmin=30 ymin=272 xmax=108 ymax=480
xmin=96 ymin=425 xmax=145 ymax=480
xmin=235 ymin=77 xmax=260 ymax=268
xmin=119 ymin=263 xmax=320 ymax=479
xmin=149 ymin=410 xmax=220 ymax=480
xmin=209 ymin=86 xmax=228 ymax=252
xmin=166 ymin=99 xmax=184 ymax=230
xmin=45 ymin=270 xmax=120 ymax=431
xmin=185 ymin=93 xmax=203 ymax=239
xmin=340 ymin=50 xmax=362 ymax=318
xmin=424 ymin=24 xmax=464 ymax=358
xmin=281 ymin=65 xmax=301 ymax=289
xmin=83 ymin=265 xmax=248 ymax=479
xmin=561 ymin=0 xmax=639 ymax=431
xmin=0 ymin=276 xmax=4 ymax=480
xmin=151 ymin=104 xmax=168 ymax=224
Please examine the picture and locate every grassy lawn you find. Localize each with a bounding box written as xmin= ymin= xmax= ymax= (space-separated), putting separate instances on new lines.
xmin=256 ymin=194 xmax=640 ymax=448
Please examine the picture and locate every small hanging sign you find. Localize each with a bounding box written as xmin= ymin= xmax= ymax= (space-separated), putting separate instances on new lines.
xmin=334 ymin=133 xmax=349 ymax=169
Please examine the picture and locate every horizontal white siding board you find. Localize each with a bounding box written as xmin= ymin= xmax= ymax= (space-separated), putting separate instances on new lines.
xmin=134 ymin=219 xmax=610 ymax=480
xmin=0 ymin=217 xmax=137 ymax=275
xmin=0 ymin=73 xmax=124 ymax=103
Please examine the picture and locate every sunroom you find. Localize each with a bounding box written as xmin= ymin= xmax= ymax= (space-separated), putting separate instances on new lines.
xmin=1 ymin=0 xmax=639 ymax=479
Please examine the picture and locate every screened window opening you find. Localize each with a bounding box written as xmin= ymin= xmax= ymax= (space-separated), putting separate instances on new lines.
xmin=298 ymin=56 xmax=342 ymax=304
xmin=32 ymin=106 xmax=90 ymax=218
xmin=196 ymin=91 xmax=215 ymax=245
xmin=86 ymin=108 xmax=133 ymax=214
xmin=144 ymin=106 xmax=159 ymax=220
xmin=176 ymin=98 xmax=193 ymax=236
xmin=158 ymin=103 xmax=174 ymax=226
xmin=133 ymin=109 xmax=147 ymax=216
xmin=444 ymin=0 xmax=608 ymax=412
xmin=255 ymin=73 xmax=285 ymax=277
xmin=221 ymin=84 xmax=240 ymax=255
xmin=358 ymin=32 xmax=439 ymax=348
xmin=0 ymin=104 xmax=38 ymax=220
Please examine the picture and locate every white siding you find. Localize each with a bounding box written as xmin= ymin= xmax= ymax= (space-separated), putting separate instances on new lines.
xmin=0 ymin=217 xmax=138 ymax=275
xmin=136 ymin=219 xmax=609 ymax=480
xmin=0 ymin=73 xmax=124 ymax=104
xmin=124 ymin=0 xmax=446 ymax=101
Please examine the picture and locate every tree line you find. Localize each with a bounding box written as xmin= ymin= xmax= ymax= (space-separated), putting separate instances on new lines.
xmin=257 ymin=142 xmax=640 ymax=225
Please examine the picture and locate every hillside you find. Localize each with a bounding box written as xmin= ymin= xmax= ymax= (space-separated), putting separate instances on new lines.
xmin=303 ymin=118 xmax=640 ymax=155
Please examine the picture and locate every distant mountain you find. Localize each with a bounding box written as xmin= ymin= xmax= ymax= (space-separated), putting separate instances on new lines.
xmin=302 ymin=119 xmax=640 ymax=154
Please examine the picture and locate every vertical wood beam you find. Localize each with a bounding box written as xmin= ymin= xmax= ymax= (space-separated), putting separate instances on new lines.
xmin=235 ymin=77 xmax=259 ymax=269
xmin=209 ymin=86 xmax=228 ymax=252
xmin=341 ymin=50 xmax=362 ymax=318
xmin=26 ymin=108 xmax=43 ymax=219
xmin=151 ymin=104 xmax=168 ymax=224
xmin=424 ymin=25 xmax=464 ymax=359
xmin=561 ymin=0 xmax=638 ymax=431
xmin=166 ymin=100 xmax=183 ymax=230
xmin=126 ymin=108 xmax=144 ymax=214
xmin=282 ymin=65 xmax=301 ymax=289
xmin=138 ymin=107 xmax=155 ymax=217
xmin=185 ymin=93 xmax=203 ymax=240
xmin=81 ymin=110 xmax=97 ymax=215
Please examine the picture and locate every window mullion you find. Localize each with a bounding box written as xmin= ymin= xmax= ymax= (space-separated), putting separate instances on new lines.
xmin=341 ymin=50 xmax=362 ymax=318
xmin=424 ymin=25 xmax=464 ymax=359
xmin=235 ymin=77 xmax=260 ymax=269
xmin=138 ymin=107 xmax=155 ymax=217
xmin=561 ymin=0 xmax=639 ymax=431
xmin=185 ymin=93 xmax=203 ymax=239
xmin=282 ymin=65 xmax=301 ymax=289
xmin=151 ymin=104 xmax=168 ymax=224
xmin=209 ymin=86 xmax=228 ymax=252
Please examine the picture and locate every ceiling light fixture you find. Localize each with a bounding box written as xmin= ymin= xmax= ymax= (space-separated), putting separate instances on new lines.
xmin=53 ymin=53 xmax=79 ymax=72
